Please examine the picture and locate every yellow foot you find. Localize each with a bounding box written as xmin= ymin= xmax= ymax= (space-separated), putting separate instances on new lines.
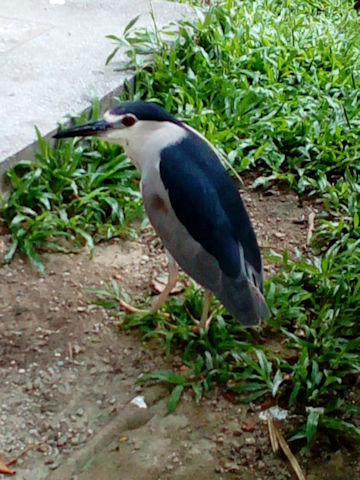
xmin=190 ymin=311 xmax=215 ymax=333
xmin=119 ymin=299 xmax=146 ymax=314
xmin=119 ymin=299 xmax=171 ymax=320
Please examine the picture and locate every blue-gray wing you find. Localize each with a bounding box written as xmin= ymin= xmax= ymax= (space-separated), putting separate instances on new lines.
xmin=159 ymin=130 xmax=263 ymax=287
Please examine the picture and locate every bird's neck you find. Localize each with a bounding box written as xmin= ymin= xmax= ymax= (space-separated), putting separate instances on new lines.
xmin=117 ymin=121 xmax=187 ymax=173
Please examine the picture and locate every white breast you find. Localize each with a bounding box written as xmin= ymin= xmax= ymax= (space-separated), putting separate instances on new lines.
xmin=106 ymin=120 xmax=187 ymax=173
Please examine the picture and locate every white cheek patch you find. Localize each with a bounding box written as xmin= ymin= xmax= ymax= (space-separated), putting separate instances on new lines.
xmin=104 ymin=111 xmax=124 ymax=123
xmin=105 ymin=130 xmax=125 ymax=140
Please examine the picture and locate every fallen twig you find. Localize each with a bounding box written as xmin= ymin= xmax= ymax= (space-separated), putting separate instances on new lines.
xmin=119 ymin=299 xmax=144 ymax=314
xmin=0 ymin=442 xmax=46 ymax=476
xmin=0 ymin=457 xmax=15 ymax=476
xmin=306 ymin=211 xmax=316 ymax=246
xmin=68 ymin=341 xmax=73 ymax=361
xmin=267 ymin=417 xmax=279 ymax=452
xmin=268 ymin=419 xmax=306 ymax=480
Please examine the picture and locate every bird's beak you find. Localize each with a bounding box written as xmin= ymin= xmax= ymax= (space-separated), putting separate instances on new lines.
xmin=53 ymin=118 xmax=111 ymax=139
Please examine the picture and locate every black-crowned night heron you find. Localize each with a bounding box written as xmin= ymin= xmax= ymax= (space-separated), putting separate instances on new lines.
xmin=54 ymin=101 xmax=269 ymax=328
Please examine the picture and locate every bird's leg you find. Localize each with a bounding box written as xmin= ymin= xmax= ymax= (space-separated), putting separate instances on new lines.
xmin=199 ymin=290 xmax=212 ymax=329
xmin=151 ymin=254 xmax=179 ymax=313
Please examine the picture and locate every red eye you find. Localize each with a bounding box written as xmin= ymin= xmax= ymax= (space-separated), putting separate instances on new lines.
xmin=122 ymin=115 xmax=136 ymax=127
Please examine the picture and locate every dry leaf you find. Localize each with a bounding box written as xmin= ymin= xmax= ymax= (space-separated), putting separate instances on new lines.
xmin=241 ymin=419 xmax=257 ymax=432
xmin=260 ymin=399 xmax=272 ymax=409
xmin=151 ymin=274 xmax=184 ymax=295
xmin=270 ymin=420 xmax=306 ymax=480
xmin=306 ymin=211 xmax=316 ymax=246
xmin=267 ymin=418 xmax=279 ymax=452
xmin=222 ymin=392 xmax=236 ymax=403
xmin=0 ymin=457 xmax=16 ymax=475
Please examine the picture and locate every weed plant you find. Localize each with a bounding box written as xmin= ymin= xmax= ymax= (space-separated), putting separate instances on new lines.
xmin=1 ymin=104 xmax=142 ymax=271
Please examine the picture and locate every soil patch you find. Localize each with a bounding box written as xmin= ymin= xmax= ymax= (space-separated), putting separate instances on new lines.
xmin=1 ymin=184 xmax=357 ymax=479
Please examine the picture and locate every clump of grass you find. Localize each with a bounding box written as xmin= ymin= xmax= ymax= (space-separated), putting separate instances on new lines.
xmin=101 ymin=0 xmax=360 ymax=448
xmin=0 ymin=109 xmax=142 ymax=271
xmin=113 ymin=0 xmax=360 ymax=191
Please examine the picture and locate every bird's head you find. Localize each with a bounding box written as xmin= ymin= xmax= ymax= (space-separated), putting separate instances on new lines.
xmin=53 ymin=101 xmax=185 ymax=170
xmin=54 ymin=101 xmax=181 ymax=144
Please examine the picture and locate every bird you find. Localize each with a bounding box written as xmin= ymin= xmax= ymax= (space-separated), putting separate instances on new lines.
xmin=54 ymin=101 xmax=269 ymax=329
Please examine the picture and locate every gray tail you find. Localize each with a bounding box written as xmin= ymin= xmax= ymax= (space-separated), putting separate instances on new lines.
xmin=217 ymin=275 xmax=269 ymax=326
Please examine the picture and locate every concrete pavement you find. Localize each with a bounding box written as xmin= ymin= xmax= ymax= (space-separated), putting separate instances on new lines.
xmin=0 ymin=0 xmax=192 ymax=181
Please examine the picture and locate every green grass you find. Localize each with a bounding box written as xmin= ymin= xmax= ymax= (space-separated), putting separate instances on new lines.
xmin=1 ymin=0 xmax=360 ymax=451
xmin=0 ymin=103 xmax=142 ymax=271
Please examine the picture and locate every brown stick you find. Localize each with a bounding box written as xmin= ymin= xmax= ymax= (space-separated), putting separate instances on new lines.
xmin=270 ymin=420 xmax=306 ymax=480
xmin=268 ymin=418 xmax=279 ymax=452
xmin=306 ymin=211 xmax=316 ymax=246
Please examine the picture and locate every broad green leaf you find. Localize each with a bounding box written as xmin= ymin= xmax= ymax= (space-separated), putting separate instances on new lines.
xmin=306 ymin=408 xmax=322 ymax=445
xmin=167 ymin=385 xmax=184 ymax=413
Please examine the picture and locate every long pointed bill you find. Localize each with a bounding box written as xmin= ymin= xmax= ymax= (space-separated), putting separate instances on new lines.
xmin=53 ymin=119 xmax=111 ymax=139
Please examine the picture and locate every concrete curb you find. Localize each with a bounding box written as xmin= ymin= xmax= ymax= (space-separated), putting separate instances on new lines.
xmin=0 ymin=0 xmax=193 ymax=192
xmin=0 ymin=79 xmax=132 ymax=192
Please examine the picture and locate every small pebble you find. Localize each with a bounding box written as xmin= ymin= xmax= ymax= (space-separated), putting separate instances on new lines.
xmin=57 ymin=435 xmax=67 ymax=447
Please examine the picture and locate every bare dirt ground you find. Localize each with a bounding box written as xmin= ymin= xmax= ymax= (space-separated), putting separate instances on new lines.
xmin=0 ymin=184 xmax=358 ymax=480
